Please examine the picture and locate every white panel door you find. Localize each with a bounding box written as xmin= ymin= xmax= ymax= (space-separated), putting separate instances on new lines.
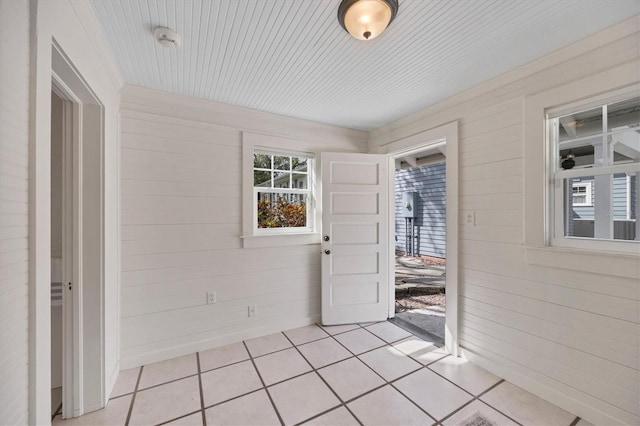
xmin=321 ymin=152 xmax=388 ymax=325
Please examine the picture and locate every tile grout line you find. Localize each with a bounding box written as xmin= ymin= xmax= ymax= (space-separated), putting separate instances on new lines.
xmin=280 ymin=331 xmax=364 ymax=426
xmin=321 ymin=324 xmax=435 ymax=423
xmin=84 ymin=322 xmax=574 ymax=426
xmin=196 ymin=352 xmax=207 ymax=426
xmin=433 ymin=380 xmax=502 ymax=425
xmin=200 ymin=356 xmax=253 ymax=375
xmin=135 ymin=322 xmax=566 ymax=426
xmin=252 ymin=330 xmax=520 ymax=426
xmin=417 ymin=352 xmax=524 ymax=424
xmin=227 ymin=323 xmax=499 ymax=424
xmin=155 ymin=409 xmax=203 ymax=426
xmin=160 ymin=369 xmax=513 ymax=426
xmin=194 ymin=344 xmax=383 ymax=416
xmin=248 ymin=331 xmax=331 ymax=359
xmin=388 ymin=381 xmax=439 ymax=424
xmin=358 ymin=322 xmax=416 ymax=346
xmin=326 ymin=322 xmax=512 ymax=424
xmin=437 ymin=379 xmax=525 ymax=426
xmin=133 ymin=372 xmax=200 ymax=394
xmin=242 ymin=339 xmax=285 ymax=426
xmin=380 ymin=334 xmax=518 ymax=425
xmin=326 ymin=323 xmax=425 ymax=387
xmin=354 ymin=323 xmax=450 ymax=367
xmin=329 ymin=326 xmax=442 ymax=423
xmin=202 ymin=388 xmax=264 ymax=412
xmin=124 ymin=366 xmax=143 ymax=426
xmin=120 ymin=353 xmax=255 ymax=398
xmin=51 ymin=402 xmax=62 ymax=421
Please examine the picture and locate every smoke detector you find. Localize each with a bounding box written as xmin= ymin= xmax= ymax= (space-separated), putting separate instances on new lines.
xmin=153 ymin=27 xmax=181 ymax=49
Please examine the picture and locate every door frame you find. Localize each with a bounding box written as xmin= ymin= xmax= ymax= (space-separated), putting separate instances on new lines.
xmin=50 ymin=79 xmax=81 ymax=420
xmin=29 ymin=40 xmax=107 ymax=421
xmin=376 ymin=121 xmax=459 ymax=356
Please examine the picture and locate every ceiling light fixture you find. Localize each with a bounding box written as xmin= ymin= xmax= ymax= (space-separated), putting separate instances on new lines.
xmin=153 ymin=26 xmax=181 ymax=49
xmin=338 ymin=0 xmax=398 ymax=41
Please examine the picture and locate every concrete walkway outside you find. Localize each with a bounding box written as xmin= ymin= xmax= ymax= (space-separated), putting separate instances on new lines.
xmin=395 ymin=255 xmax=446 ymax=341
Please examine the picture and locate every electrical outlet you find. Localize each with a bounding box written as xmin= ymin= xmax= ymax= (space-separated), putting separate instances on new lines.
xmin=207 ymin=291 xmax=216 ymax=304
xmin=465 ymin=211 xmax=476 ymax=226
xmin=248 ymin=304 xmax=257 ymax=317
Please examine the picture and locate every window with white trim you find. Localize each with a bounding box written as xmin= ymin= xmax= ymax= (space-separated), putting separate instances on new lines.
xmin=571 ymin=182 xmax=592 ymax=206
xmin=548 ymin=91 xmax=640 ymax=247
xmin=253 ymin=149 xmax=314 ymax=234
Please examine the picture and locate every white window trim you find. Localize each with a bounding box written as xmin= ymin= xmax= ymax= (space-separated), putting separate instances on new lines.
xmin=242 ymin=131 xmax=320 ymax=248
xmin=548 ymin=94 xmax=640 ymax=250
xmin=523 ymin=64 xmax=639 ymax=273
xmin=571 ymin=181 xmax=592 ymax=207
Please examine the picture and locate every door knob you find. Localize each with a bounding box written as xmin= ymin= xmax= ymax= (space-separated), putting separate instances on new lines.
xmin=323 ymin=235 xmax=330 ymax=241
xmin=324 ymin=249 xmax=331 ymax=255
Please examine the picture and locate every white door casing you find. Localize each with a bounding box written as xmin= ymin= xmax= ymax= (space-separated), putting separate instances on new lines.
xmin=321 ymin=152 xmax=389 ymax=325
xmin=376 ymin=122 xmax=459 ymax=357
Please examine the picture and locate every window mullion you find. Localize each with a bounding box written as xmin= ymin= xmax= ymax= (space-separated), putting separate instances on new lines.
xmin=555 ymin=163 xmax=640 ymax=179
xmin=554 ymin=178 xmax=565 ymax=239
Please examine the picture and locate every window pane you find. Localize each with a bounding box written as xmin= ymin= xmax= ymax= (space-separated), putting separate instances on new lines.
xmin=558 ymin=145 xmax=594 ymax=169
xmin=556 ymin=106 xmax=602 ymax=169
xmin=607 ymin=96 xmax=640 ymax=132
xmin=257 ymin=192 xmax=307 ymax=229
xmin=558 ymin=106 xmax=602 ymax=140
xmin=563 ymin=174 xmax=636 ymax=241
xmin=273 ymin=171 xmax=291 ymax=188
xmin=292 ymin=173 xmax=308 ymax=189
xmin=292 ymin=157 xmax=308 ymax=171
xmin=612 ymin=129 xmax=640 ymax=165
xmin=254 ymin=153 xmax=272 ymax=169
xmin=274 ymin=156 xmax=290 ymax=171
xmin=254 ymin=170 xmax=271 ymax=187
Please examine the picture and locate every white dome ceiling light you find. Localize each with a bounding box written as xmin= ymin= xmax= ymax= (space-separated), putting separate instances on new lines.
xmin=153 ymin=26 xmax=181 ymax=49
xmin=338 ymin=0 xmax=398 ymax=41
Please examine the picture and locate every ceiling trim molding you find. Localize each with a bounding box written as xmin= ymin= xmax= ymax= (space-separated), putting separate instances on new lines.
xmin=120 ymin=85 xmax=369 ymax=146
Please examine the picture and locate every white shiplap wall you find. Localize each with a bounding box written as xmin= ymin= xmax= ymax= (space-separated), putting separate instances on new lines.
xmin=369 ymin=17 xmax=640 ymax=426
xmin=0 ymin=0 xmax=30 ymax=424
xmin=119 ymin=86 xmax=368 ymax=367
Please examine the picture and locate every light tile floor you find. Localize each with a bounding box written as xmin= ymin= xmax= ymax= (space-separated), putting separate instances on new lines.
xmin=52 ymin=321 xmax=585 ymax=426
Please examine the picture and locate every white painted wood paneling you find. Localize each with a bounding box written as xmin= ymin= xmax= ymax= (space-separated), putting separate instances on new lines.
xmin=89 ymin=0 xmax=639 ymax=131
xmin=369 ymin=16 xmax=640 ymax=426
xmin=119 ymin=85 xmax=367 ymax=368
xmin=0 ymin=1 xmax=30 ymax=423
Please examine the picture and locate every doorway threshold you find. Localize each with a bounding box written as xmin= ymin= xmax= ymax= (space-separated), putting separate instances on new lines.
xmin=389 ymin=315 xmax=445 ymax=347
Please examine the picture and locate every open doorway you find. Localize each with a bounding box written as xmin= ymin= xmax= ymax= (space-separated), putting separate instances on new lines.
xmin=50 ymin=90 xmax=65 ymax=419
xmin=392 ymin=145 xmax=447 ymax=342
xmin=380 ymin=122 xmax=459 ymax=356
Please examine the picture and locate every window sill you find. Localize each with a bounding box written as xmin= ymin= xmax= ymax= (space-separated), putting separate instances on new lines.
xmin=241 ymin=232 xmax=321 ymax=249
xmin=525 ymin=245 xmax=640 ymax=279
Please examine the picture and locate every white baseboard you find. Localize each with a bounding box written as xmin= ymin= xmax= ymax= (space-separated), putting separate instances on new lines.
xmin=461 ymin=346 xmax=634 ymax=426
xmin=120 ymin=315 xmax=320 ymax=370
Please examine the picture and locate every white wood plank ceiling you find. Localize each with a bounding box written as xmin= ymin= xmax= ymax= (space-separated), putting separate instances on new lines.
xmin=90 ymin=0 xmax=639 ymax=131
